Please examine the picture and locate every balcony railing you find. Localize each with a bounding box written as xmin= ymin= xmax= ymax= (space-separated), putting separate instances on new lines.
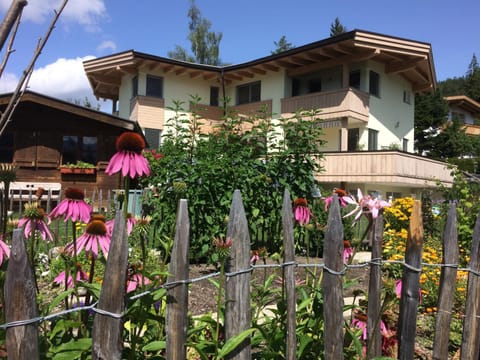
xmin=317 ymin=151 xmax=454 ymax=187
xmin=129 ymin=96 xmax=165 ymax=129
xmin=281 ymin=88 xmax=370 ymax=123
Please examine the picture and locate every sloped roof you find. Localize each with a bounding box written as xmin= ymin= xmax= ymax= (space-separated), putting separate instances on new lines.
xmin=0 ymin=90 xmax=143 ymax=133
xmin=84 ymin=29 xmax=437 ymax=101
xmin=445 ymin=95 xmax=480 ymax=118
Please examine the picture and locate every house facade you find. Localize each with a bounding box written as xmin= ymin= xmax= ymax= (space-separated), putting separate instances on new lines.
xmin=0 ymin=91 xmax=144 ymax=210
xmin=84 ymin=29 xmax=454 ymax=200
xmin=445 ymin=95 xmax=480 ymax=135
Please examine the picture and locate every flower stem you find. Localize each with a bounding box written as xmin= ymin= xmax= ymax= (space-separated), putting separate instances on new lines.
xmin=123 ymin=176 xmax=130 ymax=218
xmin=216 ymin=260 xmax=225 ymax=356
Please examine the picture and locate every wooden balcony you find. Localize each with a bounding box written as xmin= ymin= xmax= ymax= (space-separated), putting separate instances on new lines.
xmin=317 ymin=151 xmax=454 ymax=188
xmin=281 ymin=88 xmax=370 ymax=123
xmin=129 ymin=96 xmax=165 ymax=129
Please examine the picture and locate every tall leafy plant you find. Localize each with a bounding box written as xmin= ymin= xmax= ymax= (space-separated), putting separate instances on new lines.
xmin=141 ymin=98 xmax=326 ymax=261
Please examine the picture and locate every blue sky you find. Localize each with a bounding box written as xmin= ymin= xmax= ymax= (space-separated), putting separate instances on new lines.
xmin=0 ymin=0 xmax=479 ymax=112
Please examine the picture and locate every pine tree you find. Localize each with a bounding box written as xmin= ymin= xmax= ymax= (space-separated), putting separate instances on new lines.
xmin=414 ymin=91 xmax=449 ymax=156
xmin=168 ymin=0 xmax=222 ymax=65
xmin=271 ymin=35 xmax=294 ymax=54
xmin=329 ymin=17 xmax=347 ymax=37
xmin=465 ymin=53 xmax=480 ymax=102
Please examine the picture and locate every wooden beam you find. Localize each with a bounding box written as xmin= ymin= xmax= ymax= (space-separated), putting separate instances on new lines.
xmin=250 ymin=67 xmax=266 ymax=75
xmin=261 ymin=63 xmax=279 ymax=72
xmin=385 ymin=58 xmax=425 ymax=74
xmin=287 ymin=49 xmax=377 ymax=77
xmin=237 ymin=70 xmax=254 ymax=78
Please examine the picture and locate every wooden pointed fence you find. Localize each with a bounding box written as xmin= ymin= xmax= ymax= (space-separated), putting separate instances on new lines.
xmin=1 ymin=189 xmax=480 ymax=359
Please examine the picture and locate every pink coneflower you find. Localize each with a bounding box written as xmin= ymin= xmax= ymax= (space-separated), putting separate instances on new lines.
xmin=343 ymin=189 xmax=391 ymax=221
xmin=394 ymin=279 xmax=422 ymax=302
xmin=343 ymin=240 xmax=354 ymax=263
xmin=351 ymin=312 xmax=388 ymax=340
xmin=294 ymin=198 xmax=312 ymax=225
xmin=250 ymin=249 xmax=260 ymax=265
xmin=126 ymin=267 xmax=151 ymax=293
xmin=49 ymin=188 xmax=92 ymax=223
xmin=105 ymin=132 xmax=150 ymax=178
xmin=105 ymin=213 xmax=136 ymax=236
xmin=54 ymin=266 xmax=88 ymax=288
xmin=0 ymin=236 xmax=10 ymax=266
xmin=66 ymin=216 xmax=111 ymax=258
xmin=323 ymin=188 xmax=350 ymax=211
xmin=18 ymin=203 xmax=53 ymax=241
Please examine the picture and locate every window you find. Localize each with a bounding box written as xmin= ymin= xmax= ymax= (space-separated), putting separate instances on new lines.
xmin=292 ymin=78 xmax=301 ymax=96
xmin=132 ymin=76 xmax=138 ymax=97
xmin=146 ymin=75 xmax=163 ymax=98
xmin=451 ymin=111 xmax=466 ymax=122
xmin=144 ymin=128 xmax=162 ymax=149
xmin=349 ymin=70 xmax=361 ymax=90
xmin=308 ymin=78 xmax=322 ymax=93
xmin=403 ymin=90 xmax=411 ymax=104
xmin=368 ymin=129 xmax=378 ymax=151
xmin=403 ymin=138 xmax=408 ymax=152
xmin=0 ymin=132 xmax=13 ymax=162
xmin=386 ymin=192 xmax=401 ymax=202
xmin=210 ymin=86 xmax=219 ymax=106
xmin=62 ymin=136 xmax=97 ymax=165
xmin=237 ymin=81 xmax=261 ymax=105
xmin=347 ymin=128 xmax=359 ymax=151
xmin=369 ymin=71 xmax=380 ymax=97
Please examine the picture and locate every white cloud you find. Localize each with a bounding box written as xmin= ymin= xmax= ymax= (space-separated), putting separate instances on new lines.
xmin=97 ymin=40 xmax=116 ymax=54
xmin=0 ymin=0 xmax=107 ymax=28
xmin=0 ymin=55 xmax=111 ymax=112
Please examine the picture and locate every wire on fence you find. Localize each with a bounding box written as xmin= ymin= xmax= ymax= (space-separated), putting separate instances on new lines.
xmin=0 ymin=258 xmax=476 ymax=330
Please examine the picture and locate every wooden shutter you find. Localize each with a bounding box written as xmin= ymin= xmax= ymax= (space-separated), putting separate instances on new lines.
xmin=14 ymin=131 xmax=36 ymax=167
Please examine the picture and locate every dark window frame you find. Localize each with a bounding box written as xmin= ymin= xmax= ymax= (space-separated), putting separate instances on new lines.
xmin=349 ymin=70 xmax=361 ymax=90
xmin=368 ymin=128 xmax=379 ymax=151
xmin=210 ymin=86 xmax=219 ymax=106
xmin=146 ymin=75 xmax=164 ymax=98
xmin=369 ymin=70 xmax=380 ymax=97
xmin=62 ymin=135 xmax=98 ymax=165
xmin=237 ymin=81 xmax=261 ymax=105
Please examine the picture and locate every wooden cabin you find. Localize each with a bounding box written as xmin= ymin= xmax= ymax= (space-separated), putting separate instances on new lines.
xmin=0 ymin=91 xmax=145 ymax=212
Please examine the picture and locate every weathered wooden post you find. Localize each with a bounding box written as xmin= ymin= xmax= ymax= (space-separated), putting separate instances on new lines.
xmin=225 ymin=190 xmax=251 ymax=360
xmin=92 ymin=211 xmax=129 ymax=359
xmin=433 ymin=203 xmax=458 ymax=359
xmin=460 ymin=211 xmax=480 ymax=360
xmin=321 ymin=194 xmax=344 ymax=360
xmin=4 ymin=228 xmax=39 ymax=359
xmin=166 ymin=199 xmax=190 ymax=360
xmin=367 ymin=211 xmax=384 ymax=359
xmin=398 ymin=200 xmax=423 ymax=360
xmin=282 ymin=189 xmax=297 ymax=360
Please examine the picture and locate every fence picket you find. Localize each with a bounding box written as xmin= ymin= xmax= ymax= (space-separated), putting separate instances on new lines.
xmin=460 ymin=211 xmax=480 ymax=360
xmin=166 ymin=199 xmax=190 ymax=360
xmin=282 ymin=189 xmax=297 ymax=359
xmin=321 ymin=194 xmax=344 ymax=360
xmin=225 ymin=190 xmax=251 ymax=360
xmin=4 ymin=229 xmax=39 ymax=359
xmin=433 ymin=203 xmax=458 ymax=359
xmin=398 ymin=200 xmax=423 ymax=359
xmin=367 ymin=211 xmax=384 ymax=358
xmin=92 ymin=211 xmax=129 ymax=359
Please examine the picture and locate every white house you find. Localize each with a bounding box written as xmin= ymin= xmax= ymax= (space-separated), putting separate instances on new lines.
xmin=84 ymin=29 xmax=453 ymax=199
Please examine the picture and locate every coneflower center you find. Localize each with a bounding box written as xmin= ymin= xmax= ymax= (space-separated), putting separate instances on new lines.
xmin=86 ymin=220 xmax=107 ymax=235
xmin=65 ymin=188 xmax=85 ymax=200
xmin=294 ymin=198 xmax=308 ymax=207
xmin=116 ymin=132 xmax=145 ymax=154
